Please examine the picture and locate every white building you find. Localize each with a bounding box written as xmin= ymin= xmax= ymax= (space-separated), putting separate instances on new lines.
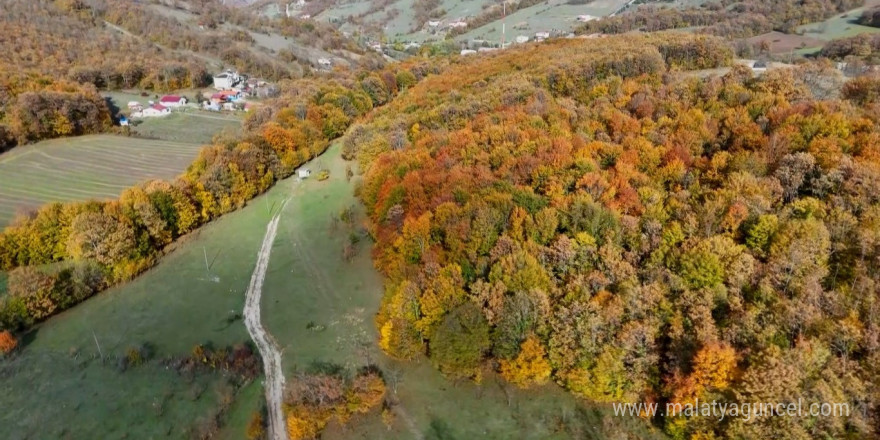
xmin=460 ymin=49 xmax=477 ymax=56
xmin=298 ymin=168 xmax=311 ymax=178
xmin=213 ymin=70 xmax=241 ymax=90
xmin=317 ymin=58 xmax=332 ymax=68
xmin=449 ymin=19 xmax=468 ymax=28
xmin=138 ymin=104 xmax=171 ymax=118
xmin=535 ymin=31 xmax=550 ymax=40
xmin=515 ymin=35 xmax=529 ymax=44
xmin=159 ymin=95 xmax=187 ymax=108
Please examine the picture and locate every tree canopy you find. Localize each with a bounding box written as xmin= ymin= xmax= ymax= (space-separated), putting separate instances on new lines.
xmin=350 ymin=34 xmax=880 ymax=439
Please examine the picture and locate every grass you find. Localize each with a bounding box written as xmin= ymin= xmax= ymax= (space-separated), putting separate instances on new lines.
xmin=0 ymin=179 xmax=283 ymax=438
xmin=132 ymin=111 xmax=242 ymax=144
xmin=216 ymin=380 xmax=264 ymax=440
xmin=797 ymin=2 xmax=880 ymax=41
xmin=0 ymin=135 xmax=207 ymax=227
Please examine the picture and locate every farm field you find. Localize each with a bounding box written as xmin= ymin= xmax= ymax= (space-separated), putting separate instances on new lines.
xmin=0 ymin=135 xmax=207 ymax=227
xmin=132 ymin=111 xmax=242 ymax=144
xmin=746 ymin=31 xmax=827 ymax=54
xmin=0 ymin=179 xmax=279 ymax=438
xmin=456 ymin=0 xmax=630 ymax=43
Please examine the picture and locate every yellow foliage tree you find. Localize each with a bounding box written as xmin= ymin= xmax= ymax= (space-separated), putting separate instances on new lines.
xmin=500 ymin=334 xmax=552 ymax=388
xmin=286 ymin=404 xmax=332 ymax=440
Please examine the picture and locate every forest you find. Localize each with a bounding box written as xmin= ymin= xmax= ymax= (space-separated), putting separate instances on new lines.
xmin=1 ymin=0 xmax=211 ymax=91
xmin=343 ymin=34 xmax=880 ymax=439
xmin=578 ymin=0 xmax=862 ymax=39
xmin=0 ymin=71 xmax=112 ymax=151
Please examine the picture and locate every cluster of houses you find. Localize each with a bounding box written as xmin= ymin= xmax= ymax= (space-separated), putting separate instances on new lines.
xmin=205 ymin=90 xmax=244 ymax=112
xmin=120 ymin=69 xmax=274 ymax=122
xmin=206 ymin=69 xmax=276 ymax=111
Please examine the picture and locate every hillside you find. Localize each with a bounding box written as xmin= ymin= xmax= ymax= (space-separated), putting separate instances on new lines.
xmin=348 ymin=33 xmax=880 ymax=439
xmin=269 ymin=0 xmax=631 ymax=45
xmin=7 ymin=0 xmax=880 ymax=437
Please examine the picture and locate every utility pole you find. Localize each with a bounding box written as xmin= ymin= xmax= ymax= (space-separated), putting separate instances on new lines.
xmin=92 ymin=331 xmax=104 ymax=362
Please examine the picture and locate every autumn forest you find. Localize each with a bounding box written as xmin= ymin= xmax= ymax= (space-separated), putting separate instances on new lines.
xmin=4 ymin=0 xmax=880 ymax=437
xmin=349 ymin=35 xmax=880 ymax=439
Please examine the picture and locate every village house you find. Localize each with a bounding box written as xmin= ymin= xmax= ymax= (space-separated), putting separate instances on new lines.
xmin=211 ymin=90 xmax=242 ymax=104
xmin=138 ymin=104 xmax=171 ymax=118
xmin=298 ymin=168 xmax=311 ymax=179
xmin=535 ymin=31 xmax=550 ymax=41
xmin=515 ymin=35 xmax=529 ymax=44
xmin=127 ymin=101 xmax=144 ymax=112
xmin=213 ymin=70 xmax=242 ymax=90
xmin=159 ymin=95 xmax=187 ymax=108
xmin=317 ymin=58 xmax=332 ymax=69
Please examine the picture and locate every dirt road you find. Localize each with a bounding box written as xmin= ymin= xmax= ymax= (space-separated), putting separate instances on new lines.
xmin=243 ymin=210 xmax=289 ymax=440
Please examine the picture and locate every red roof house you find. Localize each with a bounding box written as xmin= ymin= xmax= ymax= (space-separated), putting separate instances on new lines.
xmin=159 ymin=95 xmax=187 ymax=107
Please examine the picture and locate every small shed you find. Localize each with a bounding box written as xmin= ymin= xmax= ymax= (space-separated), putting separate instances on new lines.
xmin=298 ymin=169 xmax=311 ymax=178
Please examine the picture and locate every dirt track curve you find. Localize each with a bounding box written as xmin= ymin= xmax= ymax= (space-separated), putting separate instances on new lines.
xmin=243 ymin=210 xmax=289 ymax=440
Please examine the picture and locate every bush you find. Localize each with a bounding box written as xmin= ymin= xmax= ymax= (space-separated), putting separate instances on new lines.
xmin=0 ymin=330 xmax=17 ymax=354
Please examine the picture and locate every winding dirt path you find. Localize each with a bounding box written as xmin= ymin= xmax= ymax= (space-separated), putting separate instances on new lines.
xmin=243 ymin=208 xmax=289 ymax=440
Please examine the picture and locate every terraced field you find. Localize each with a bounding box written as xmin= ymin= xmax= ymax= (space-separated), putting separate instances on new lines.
xmin=0 ymin=135 xmax=206 ymax=227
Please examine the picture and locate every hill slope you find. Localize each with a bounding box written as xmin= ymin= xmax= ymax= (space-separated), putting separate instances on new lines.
xmin=348 ymin=33 xmax=880 ymax=439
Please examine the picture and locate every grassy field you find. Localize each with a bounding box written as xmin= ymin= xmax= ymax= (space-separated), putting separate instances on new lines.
xmin=132 ymin=111 xmax=242 ymax=144
xmin=0 ymin=135 xmax=210 ymax=227
xmin=797 ymin=1 xmax=880 ymax=40
xmin=0 ymin=179 xmax=283 ymax=438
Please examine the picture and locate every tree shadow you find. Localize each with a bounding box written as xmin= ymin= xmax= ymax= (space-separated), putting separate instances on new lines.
xmin=425 ymin=418 xmax=458 ymax=440
xmin=18 ymin=327 xmax=39 ymax=350
xmin=104 ymin=96 xmax=121 ymax=119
